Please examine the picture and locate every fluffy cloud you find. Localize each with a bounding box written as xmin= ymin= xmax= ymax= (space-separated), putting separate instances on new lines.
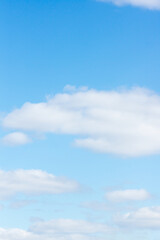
xmin=3 ymin=87 xmax=160 ymax=157
xmin=0 ymin=169 xmax=79 ymax=199
xmin=106 ymin=189 xmax=151 ymax=202
xmin=0 ymin=219 xmax=110 ymax=240
xmin=97 ymin=0 xmax=160 ymax=10
xmin=2 ymin=132 xmax=31 ymax=146
xmin=116 ymin=206 xmax=160 ymax=229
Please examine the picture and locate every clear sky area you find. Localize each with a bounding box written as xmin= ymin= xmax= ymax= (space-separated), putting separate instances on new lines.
xmin=0 ymin=0 xmax=160 ymax=239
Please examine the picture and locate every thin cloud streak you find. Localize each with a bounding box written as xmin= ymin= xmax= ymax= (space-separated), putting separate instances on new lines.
xmin=106 ymin=189 xmax=151 ymax=202
xmin=97 ymin=0 xmax=160 ymax=10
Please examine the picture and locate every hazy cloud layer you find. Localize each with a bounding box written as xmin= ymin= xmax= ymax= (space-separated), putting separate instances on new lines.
xmin=0 ymin=169 xmax=79 ymax=199
xmin=0 ymin=219 xmax=110 ymax=240
xmin=3 ymin=87 xmax=160 ymax=157
xmin=116 ymin=206 xmax=160 ymax=229
xmin=97 ymin=0 xmax=160 ymax=10
xmin=30 ymin=218 xmax=110 ymax=235
xmin=1 ymin=211 xmax=160 ymax=240
xmin=106 ymin=189 xmax=151 ymax=202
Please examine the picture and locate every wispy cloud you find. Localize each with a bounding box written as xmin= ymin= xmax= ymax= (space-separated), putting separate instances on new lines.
xmin=3 ymin=87 xmax=160 ymax=157
xmin=106 ymin=189 xmax=151 ymax=202
xmin=9 ymin=199 xmax=35 ymax=209
xmin=97 ymin=0 xmax=160 ymax=10
xmin=81 ymin=201 xmax=109 ymax=211
xmin=0 ymin=169 xmax=80 ymax=199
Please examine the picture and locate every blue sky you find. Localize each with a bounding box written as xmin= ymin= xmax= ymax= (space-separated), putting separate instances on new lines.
xmin=1 ymin=0 xmax=160 ymax=239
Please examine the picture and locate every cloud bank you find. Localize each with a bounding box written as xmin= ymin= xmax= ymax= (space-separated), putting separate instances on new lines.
xmin=3 ymin=87 xmax=160 ymax=157
xmin=1 ymin=210 xmax=160 ymax=240
xmin=0 ymin=219 xmax=110 ymax=240
xmin=97 ymin=0 xmax=160 ymax=10
xmin=0 ymin=169 xmax=79 ymax=199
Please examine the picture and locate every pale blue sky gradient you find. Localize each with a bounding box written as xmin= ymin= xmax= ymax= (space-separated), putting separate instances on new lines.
xmin=1 ymin=0 xmax=160 ymax=239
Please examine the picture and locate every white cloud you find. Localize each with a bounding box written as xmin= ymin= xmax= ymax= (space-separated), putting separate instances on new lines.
xmin=116 ymin=206 xmax=160 ymax=229
xmin=0 ymin=219 xmax=111 ymax=240
xmin=2 ymin=132 xmax=31 ymax=146
xmin=0 ymin=228 xmax=35 ymax=240
xmin=63 ymin=85 xmax=88 ymax=93
xmin=0 ymin=169 xmax=79 ymax=199
xmin=3 ymin=87 xmax=160 ymax=157
xmin=106 ymin=189 xmax=151 ymax=202
xmin=97 ymin=0 xmax=160 ymax=10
